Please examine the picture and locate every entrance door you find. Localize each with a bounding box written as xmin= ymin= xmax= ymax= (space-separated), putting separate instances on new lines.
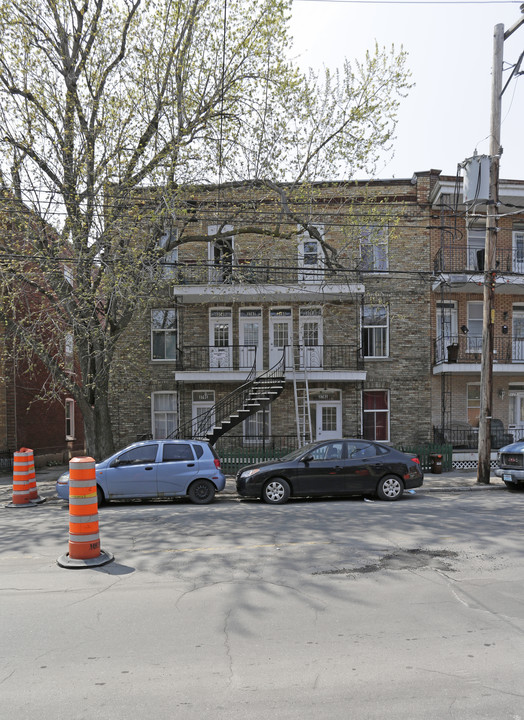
xmin=436 ymin=301 xmax=458 ymax=362
xmin=512 ymin=310 xmax=524 ymax=362
xmin=239 ymin=308 xmax=262 ymax=370
xmin=299 ymin=307 xmax=323 ymax=369
xmin=312 ymin=402 xmax=342 ymax=441
xmin=209 ymin=308 xmax=232 ymax=369
xmin=269 ymin=308 xmax=293 ymax=368
xmin=513 ymin=230 xmax=524 ymax=274
xmin=191 ymin=391 xmax=215 ymax=438
xmin=509 ymin=391 xmax=524 ymax=441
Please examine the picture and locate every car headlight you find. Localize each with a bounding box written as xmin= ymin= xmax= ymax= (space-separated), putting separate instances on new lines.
xmin=241 ymin=468 xmax=261 ymax=479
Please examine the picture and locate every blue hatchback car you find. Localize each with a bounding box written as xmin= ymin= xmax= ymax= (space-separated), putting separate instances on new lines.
xmin=56 ymin=439 xmax=226 ymax=505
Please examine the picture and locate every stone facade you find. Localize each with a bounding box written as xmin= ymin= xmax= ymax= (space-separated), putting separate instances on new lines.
xmin=109 ymin=173 xmax=440 ymax=450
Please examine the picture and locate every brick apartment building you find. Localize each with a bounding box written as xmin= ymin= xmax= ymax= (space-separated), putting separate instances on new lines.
xmin=0 ymin=190 xmax=85 ymax=467
xmin=107 ymin=169 xmax=524 ymax=462
xmin=430 ymin=168 xmax=524 ymax=458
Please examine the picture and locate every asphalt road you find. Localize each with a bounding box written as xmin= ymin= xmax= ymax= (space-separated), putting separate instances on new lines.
xmin=2 ymin=489 xmax=524 ymax=719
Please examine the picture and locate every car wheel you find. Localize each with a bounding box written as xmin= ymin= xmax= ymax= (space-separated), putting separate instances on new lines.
xmin=188 ymin=479 xmax=216 ymax=505
xmin=377 ymin=475 xmax=404 ymax=501
xmin=262 ymin=478 xmax=290 ymax=505
xmin=97 ymin=485 xmax=105 ymax=506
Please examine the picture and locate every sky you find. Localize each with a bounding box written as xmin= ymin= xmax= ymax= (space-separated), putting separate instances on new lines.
xmin=289 ymin=0 xmax=524 ymax=181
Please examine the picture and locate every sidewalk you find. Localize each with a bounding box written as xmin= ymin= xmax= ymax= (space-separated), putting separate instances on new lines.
xmin=0 ymin=463 xmax=508 ymax=503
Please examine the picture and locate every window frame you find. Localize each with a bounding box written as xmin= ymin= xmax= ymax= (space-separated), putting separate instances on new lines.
xmin=151 ymin=308 xmax=178 ymax=362
xmin=362 ymin=389 xmax=390 ymax=442
xmin=361 ymin=304 xmax=389 ymax=358
xmin=360 ymin=226 xmax=389 ymax=273
xmin=151 ymin=391 xmax=178 ymax=439
xmin=243 ymin=406 xmax=271 ymax=446
xmin=65 ymin=398 xmax=75 ymax=440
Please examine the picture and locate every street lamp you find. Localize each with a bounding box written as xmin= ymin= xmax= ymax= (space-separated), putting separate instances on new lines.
xmin=477 ymin=6 xmax=524 ymax=484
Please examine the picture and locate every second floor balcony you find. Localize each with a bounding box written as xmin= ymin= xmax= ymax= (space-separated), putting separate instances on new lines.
xmin=169 ymin=259 xmax=364 ymax=301
xmin=173 ymin=343 xmax=365 ymax=382
xmin=434 ymin=334 xmax=524 ymax=370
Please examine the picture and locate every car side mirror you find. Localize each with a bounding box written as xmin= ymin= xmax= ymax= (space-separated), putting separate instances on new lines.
xmin=302 ymin=454 xmax=314 ymax=464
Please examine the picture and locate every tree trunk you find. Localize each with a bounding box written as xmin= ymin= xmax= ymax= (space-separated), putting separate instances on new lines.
xmin=80 ymin=384 xmax=115 ymax=461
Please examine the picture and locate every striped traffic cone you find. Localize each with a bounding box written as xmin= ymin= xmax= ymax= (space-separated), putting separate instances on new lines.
xmin=19 ymin=447 xmax=45 ymax=504
xmin=5 ymin=449 xmax=37 ymax=509
xmin=57 ymin=456 xmax=113 ymax=569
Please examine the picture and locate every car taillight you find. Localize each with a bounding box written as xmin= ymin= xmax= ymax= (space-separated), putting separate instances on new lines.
xmin=214 ymin=458 xmax=221 ymax=469
xmin=411 ymin=457 xmax=420 ymax=464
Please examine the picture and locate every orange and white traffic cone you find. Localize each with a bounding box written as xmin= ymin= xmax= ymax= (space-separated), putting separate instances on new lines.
xmin=57 ymin=456 xmax=113 ymax=569
xmin=19 ymin=447 xmax=45 ymax=504
xmin=5 ymin=449 xmax=36 ymax=509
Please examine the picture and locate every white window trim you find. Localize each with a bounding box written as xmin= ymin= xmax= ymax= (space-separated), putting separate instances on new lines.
xmin=151 ymin=391 xmax=178 ymax=440
xmin=361 ymin=389 xmax=390 ymax=442
xmin=297 ymin=224 xmax=325 ymax=283
xmin=243 ymin=406 xmax=271 ymax=445
xmin=151 ymin=308 xmax=178 ymax=362
xmin=360 ymin=226 xmax=389 ymax=273
xmin=65 ymin=398 xmax=75 ymax=441
xmin=158 ymin=228 xmax=179 ymax=278
xmin=361 ymin=304 xmax=389 ymax=359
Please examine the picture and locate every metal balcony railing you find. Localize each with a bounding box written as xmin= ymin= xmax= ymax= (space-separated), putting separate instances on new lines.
xmin=169 ymin=258 xmax=351 ymax=285
xmin=434 ymin=246 xmax=524 ymax=274
xmin=434 ymin=334 xmax=524 ymax=364
xmin=176 ymin=344 xmax=362 ymax=372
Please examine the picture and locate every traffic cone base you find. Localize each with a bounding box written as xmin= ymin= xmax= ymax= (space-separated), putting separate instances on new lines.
xmin=57 ymin=549 xmax=114 ymax=569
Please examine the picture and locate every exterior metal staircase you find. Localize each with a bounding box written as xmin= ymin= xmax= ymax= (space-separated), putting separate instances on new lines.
xmin=170 ymin=350 xmax=286 ymax=444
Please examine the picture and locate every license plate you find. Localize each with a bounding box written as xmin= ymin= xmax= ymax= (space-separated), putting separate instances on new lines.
xmin=503 ymin=474 xmax=514 ymax=483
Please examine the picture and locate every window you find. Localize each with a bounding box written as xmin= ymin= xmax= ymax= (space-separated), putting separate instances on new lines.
xmin=162 ymin=444 xmax=194 ymax=462
xmin=65 ymin=399 xmax=75 ymax=440
xmin=362 ymin=305 xmax=388 ymax=358
xmin=513 ymin=228 xmax=524 ymax=273
xmin=158 ymin=229 xmax=178 ymax=278
xmin=467 ymin=384 xmax=480 ymax=427
xmin=152 ymin=393 xmax=177 ymax=439
xmin=360 ymin=227 xmax=388 ymax=272
xmin=467 ymin=302 xmax=483 ymax=353
xmin=309 ymin=441 xmax=344 ymax=461
xmin=117 ymin=444 xmax=158 ymax=465
xmin=151 ymin=309 xmax=177 ymax=360
xmin=208 ymin=224 xmax=234 ymax=282
xmin=298 ymin=225 xmax=325 ymax=282
xmin=64 ymin=332 xmax=74 ymax=372
xmin=362 ymin=390 xmax=389 ymax=441
xmin=467 ymin=228 xmax=485 ymax=270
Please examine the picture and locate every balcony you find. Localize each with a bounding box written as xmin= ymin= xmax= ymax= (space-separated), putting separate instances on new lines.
xmin=433 ymin=334 xmax=524 ymax=372
xmin=171 ymin=259 xmax=364 ymax=302
xmin=173 ymin=344 xmax=366 ymax=382
xmin=433 ymin=246 xmax=524 ymax=293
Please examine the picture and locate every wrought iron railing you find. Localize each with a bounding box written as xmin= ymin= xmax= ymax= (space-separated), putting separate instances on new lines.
xmin=169 ymin=258 xmax=351 ymax=285
xmin=434 ymin=334 xmax=524 ymax=364
xmin=177 ymin=344 xmax=362 ymax=371
xmin=434 ymin=246 xmax=524 ymax=274
xmin=177 ymin=344 xmax=257 ymax=371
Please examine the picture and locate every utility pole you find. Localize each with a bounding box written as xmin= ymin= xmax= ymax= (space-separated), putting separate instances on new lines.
xmin=477 ymin=8 xmax=524 ymax=484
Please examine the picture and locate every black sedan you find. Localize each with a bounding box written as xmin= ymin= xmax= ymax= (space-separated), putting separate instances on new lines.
xmin=236 ymin=439 xmax=424 ymax=504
